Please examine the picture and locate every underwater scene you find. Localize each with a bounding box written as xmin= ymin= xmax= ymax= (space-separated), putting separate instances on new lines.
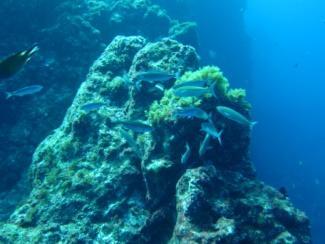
xmin=0 ymin=0 xmax=323 ymax=243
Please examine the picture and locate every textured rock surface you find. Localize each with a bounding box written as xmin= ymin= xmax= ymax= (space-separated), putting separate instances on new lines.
xmin=0 ymin=36 xmax=311 ymax=243
xmin=0 ymin=0 xmax=198 ymax=219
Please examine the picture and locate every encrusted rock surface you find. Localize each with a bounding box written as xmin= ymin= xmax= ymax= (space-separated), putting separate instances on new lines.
xmin=0 ymin=0 xmax=198 ymax=219
xmin=0 ymin=36 xmax=311 ymax=243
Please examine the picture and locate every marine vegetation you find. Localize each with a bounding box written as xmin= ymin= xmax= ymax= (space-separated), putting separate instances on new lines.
xmin=0 ymin=35 xmax=311 ymax=243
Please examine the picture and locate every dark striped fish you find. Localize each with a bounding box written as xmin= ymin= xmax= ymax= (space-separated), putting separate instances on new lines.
xmin=0 ymin=44 xmax=39 ymax=80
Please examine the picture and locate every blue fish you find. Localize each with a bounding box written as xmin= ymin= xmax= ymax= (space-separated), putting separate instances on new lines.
xmin=81 ymin=102 xmax=106 ymax=112
xmin=217 ymin=106 xmax=257 ymax=129
xmin=201 ymin=122 xmax=223 ymax=145
xmin=199 ymin=133 xmax=212 ymax=157
xmin=115 ymin=120 xmax=153 ymax=133
xmin=173 ymin=81 xmax=219 ymax=98
xmin=173 ymin=80 xmax=208 ymax=89
xmin=173 ymin=106 xmax=209 ymax=120
xmin=6 ymin=85 xmax=43 ymax=99
xmin=133 ymin=70 xmax=176 ymax=90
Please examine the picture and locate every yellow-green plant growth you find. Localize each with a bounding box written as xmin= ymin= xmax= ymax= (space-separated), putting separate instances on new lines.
xmin=147 ymin=66 xmax=232 ymax=124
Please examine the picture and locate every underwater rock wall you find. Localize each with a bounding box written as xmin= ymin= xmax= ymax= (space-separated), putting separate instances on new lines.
xmin=0 ymin=36 xmax=311 ymax=243
xmin=0 ymin=0 xmax=197 ymax=217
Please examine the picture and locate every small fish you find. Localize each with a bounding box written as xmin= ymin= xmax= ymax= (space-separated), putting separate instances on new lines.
xmin=173 ymin=80 xmax=208 ymax=89
xmin=120 ymin=129 xmax=142 ymax=158
xmin=0 ymin=44 xmax=39 ymax=80
xmin=217 ymin=106 xmax=257 ymax=129
xmin=181 ymin=143 xmax=191 ymax=164
xmin=115 ymin=120 xmax=153 ymax=133
xmin=6 ymin=85 xmax=43 ymax=99
xmin=201 ymin=122 xmax=223 ymax=145
xmin=81 ymin=102 xmax=106 ymax=112
xmin=173 ymin=86 xmax=210 ymax=98
xmin=199 ymin=133 xmax=212 ymax=157
xmin=173 ymin=106 xmax=209 ymax=120
xmin=133 ymin=70 xmax=175 ymax=84
xmin=173 ymin=81 xmax=219 ymax=98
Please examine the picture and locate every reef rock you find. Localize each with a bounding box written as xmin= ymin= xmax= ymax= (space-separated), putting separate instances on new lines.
xmin=0 ymin=35 xmax=311 ymax=243
xmin=0 ymin=0 xmax=198 ymax=218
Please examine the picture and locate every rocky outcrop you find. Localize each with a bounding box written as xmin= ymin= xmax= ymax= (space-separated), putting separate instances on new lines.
xmin=0 ymin=0 xmax=198 ymax=218
xmin=0 ymin=36 xmax=311 ymax=243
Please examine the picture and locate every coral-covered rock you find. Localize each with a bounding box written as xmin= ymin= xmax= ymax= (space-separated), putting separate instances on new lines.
xmin=0 ymin=36 xmax=311 ymax=243
xmin=171 ymin=165 xmax=311 ymax=243
xmin=0 ymin=0 xmax=199 ymax=220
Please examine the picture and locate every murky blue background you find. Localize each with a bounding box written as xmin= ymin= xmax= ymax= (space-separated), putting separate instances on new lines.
xmin=182 ymin=0 xmax=325 ymax=243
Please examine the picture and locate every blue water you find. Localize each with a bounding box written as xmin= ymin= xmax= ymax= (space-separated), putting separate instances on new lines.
xmin=186 ymin=0 xmax=325 ymax=243
xmin=247 ymin=1 xmax=325 ymax=243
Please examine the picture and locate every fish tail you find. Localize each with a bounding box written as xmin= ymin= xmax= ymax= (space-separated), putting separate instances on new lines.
xmin=5 ymin=92 xmax=12 ymax=99
xmin=250 ymin=121 xmax=258 ymax=129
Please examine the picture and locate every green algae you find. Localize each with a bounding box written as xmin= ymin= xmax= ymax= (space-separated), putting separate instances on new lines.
xmin=147 ymin=66 xmax=249 ymax=124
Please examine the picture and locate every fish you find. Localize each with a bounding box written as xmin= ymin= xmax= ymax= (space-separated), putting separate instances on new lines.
xmin=173 ymin=81 xmax=219 ymax=98
xmin=133 ymin=70 xmax=175 ymax=84
xmin=199 ymin=133 xmax=212 ymax=157
xmin=201 ymin=122 xmax=223 ymax=145
xmin=181 ymin=143 xmax=191 ymax=164
xmin=6 ymin=85 xmax=43 ymax=99
xmin=114 ymin=120 xmax=153 ymax=133
xmin=0 ymin=44 xmax=39 ymax=80
xmin=173 ymin=106 xmax=209 ymax=120
xmin=216 ymin=106 xmax=257 ymax=129
xmin=81 ymin=102 xmax=106 ymax=112
xmin=173 ymin=80 xmax=208 ymax=89
xmin=120 ymin=128 xmax=142 ymax=158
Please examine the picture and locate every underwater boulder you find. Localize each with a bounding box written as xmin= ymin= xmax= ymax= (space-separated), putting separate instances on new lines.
xmin=0 ymin=35 xmax=311 ymax=243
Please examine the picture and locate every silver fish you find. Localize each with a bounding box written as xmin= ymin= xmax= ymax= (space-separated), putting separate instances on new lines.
xmin=173 ymin=83 xmax=217 ymax=98
xmin=120 ymin=129 xmax=142 ymax=158
xmin=173 ymin=80 xmax=208 ymax=89
xmin=81 ymin=102 xmax=106 ymax=112
xmin=199 ymin=133 xmax=212 ymax=157
xmin=201 ymin=122 xmax=223 ymax=145
xmin=181 ymin=143 xmax=191 ymax=164
xmin=173 ymin=106 xmax=209 ymax=120
xmin=6 ymin=85 xmax=43 ymax=99
xmin=217 ymin=106 xmax=257 ymax=129
xmin=133 ymin=70 xmax=175 ymax=83
xmin=173 ymin=86 xmax=211 ymax=98
xmin=115 ymin=120 xmax=153 ymax=133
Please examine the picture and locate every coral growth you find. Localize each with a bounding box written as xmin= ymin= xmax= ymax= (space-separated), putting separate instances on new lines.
xmin=0 ymin=36 xmax=311 ymax=243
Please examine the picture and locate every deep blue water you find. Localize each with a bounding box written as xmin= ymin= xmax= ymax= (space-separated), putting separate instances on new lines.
xmin=184 ymin=0 xmax=325 ymax=243
xmin=1 ymin=0 xmax=323 ymax=242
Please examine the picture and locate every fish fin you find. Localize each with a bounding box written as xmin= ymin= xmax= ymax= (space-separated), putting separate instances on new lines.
xmin=250 ymin=121 xmax=258 ymax=129
xmin=155 ymin=83 xmax=165 ymax=91
xmin=210 ymin=82 xmax=218 ymax=99
xmin=217 ymin=129 xmax=224 ymax=146
xmin=27 ymin=44 xmax=39 ymax=57
xmin=5 ymin=92 xmax=12 ymax=99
